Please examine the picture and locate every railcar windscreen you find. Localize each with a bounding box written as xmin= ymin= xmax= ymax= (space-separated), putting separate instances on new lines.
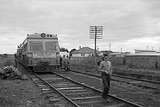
xmin=45 ymin=41 xmax=57 ymax=52
xmin=30 ymin=41 xmax=43 ymax=56
xmin=45 ymin=41 xmax=59 ymax=56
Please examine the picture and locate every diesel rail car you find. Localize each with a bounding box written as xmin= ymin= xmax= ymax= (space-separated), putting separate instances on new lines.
xmin=15 ymin=33 xmax=60 ymax=72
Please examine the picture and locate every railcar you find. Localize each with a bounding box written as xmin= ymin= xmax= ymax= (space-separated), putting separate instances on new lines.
xmin=15 ymin=33 xmax=60 ymax=72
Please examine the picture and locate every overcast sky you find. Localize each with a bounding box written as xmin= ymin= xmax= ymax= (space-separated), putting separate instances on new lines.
xmin=0 ymin=0 xmax=160 ymax=53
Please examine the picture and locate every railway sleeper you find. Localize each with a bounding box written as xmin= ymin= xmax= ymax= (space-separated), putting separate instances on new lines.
xmin=47 ymin=80 xmax=67 ymax=84
xmin=41 ymin=88 xmax=50 ymax=91
xmin=71 ymin=95 xmax=102 ymax=101
xmin=57 ymin=87 xmax=84 ymax=90
xmin=48 ymin=97 xmax=62 ymax=102
xmin=43 ymin=77 xmax=63 ymax=81
xmin=79 ymin=101 xmax=126 ymax=107
xmin=41 ymin=90 xmax=54 ymax=95
xmin=66 ymin=91 xmax=96 ymax=97
xmin=37 ymin=84 xmax=46 ymax=87
xmin=53 ymin=83 xmax=77 ymax=87
xmin=61 ymin=89 xmax=88 ymax=94
xmin=45 ymin=93 xmax=59 ymax=98
xmin=54 ymin=85 xmax=77 ymax=88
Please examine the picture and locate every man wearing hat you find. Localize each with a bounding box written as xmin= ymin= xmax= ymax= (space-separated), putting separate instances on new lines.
xmin=98 ymin=55 xmax=112 ymax=99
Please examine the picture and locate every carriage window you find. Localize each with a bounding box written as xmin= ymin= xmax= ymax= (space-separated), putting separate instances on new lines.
xmin=30 ymin=41 xmax=43 ymax=52
xmin=45 ymin=41 xmax=57 ymax=51
xmin=22 ymin=43 xmax=27 ymax=52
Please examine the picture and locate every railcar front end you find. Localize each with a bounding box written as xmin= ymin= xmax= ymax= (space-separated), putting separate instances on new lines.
xmin=16 ymin=33 xmax=60 ymax=72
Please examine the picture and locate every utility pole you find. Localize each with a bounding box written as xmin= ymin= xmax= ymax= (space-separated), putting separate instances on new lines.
xmin=109 ymin=42 xmax=111 ymax=51
xmin=89 ymin=26 xmax=103 ymax=71
xmin=146 ymin=45 xmax=149 ymax=50
xmin=94 ymin=26 xmax=97 ymax=56
xmin=152 ymin=46 xmax=154 ymax=50
xmin=89 ymin=26 xmax=103 ymax=56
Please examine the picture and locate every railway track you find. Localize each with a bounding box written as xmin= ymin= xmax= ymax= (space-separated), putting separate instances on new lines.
xmin=70 ymin=70 xmax=160 ymax=90
xmin=112 ymin=73 xmax=160 ymax=84
xmin=29 ymin=71 xmax=142 ymax=107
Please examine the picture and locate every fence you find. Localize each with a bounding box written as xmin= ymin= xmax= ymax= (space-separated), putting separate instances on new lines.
xmin=70 ymin=55 xmax=160 ymax=70
xmin=70 ymin=56 xmax=97 ymax=72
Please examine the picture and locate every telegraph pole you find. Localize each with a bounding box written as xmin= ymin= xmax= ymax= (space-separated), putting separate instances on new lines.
xmin=109 ymin=42 xmax=111 ymax=51
xmin=89 ymin=26 xmax=103 ymax=56
xmin=89 ymin=25 xmax=103 ymax=72
xmin=94 ymin=26 xmax=97 ymax=56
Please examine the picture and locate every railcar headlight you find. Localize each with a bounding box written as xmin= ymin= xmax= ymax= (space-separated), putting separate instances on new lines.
xmin=28 ymin=52 xmax=33 ymax=57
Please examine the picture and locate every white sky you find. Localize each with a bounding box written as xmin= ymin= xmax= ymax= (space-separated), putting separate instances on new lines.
xmin=0 ymin=0 xmax=160 ymax=53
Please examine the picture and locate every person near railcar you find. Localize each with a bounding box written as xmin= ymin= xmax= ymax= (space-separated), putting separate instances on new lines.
xmin=60 ymin=56 xmax=62 ymax=68
xmin=63 ymin=55 xmax=70 ymax=71
xmin=98 ymin=55 xmax=112 ymax=99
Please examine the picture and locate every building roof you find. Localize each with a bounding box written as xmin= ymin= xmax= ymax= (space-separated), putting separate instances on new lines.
xmin=131 ymin=49 xmax=160 ymax=56
xmin=126 ymin=53 xmax=160 ymax=56
xmin=135 ymin=49 xmax=156 ymax=53
xmin=72 ymin=47 xmax=97 ymax=54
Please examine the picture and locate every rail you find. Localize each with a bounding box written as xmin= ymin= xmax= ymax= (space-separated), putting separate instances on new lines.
xmin=70 ymin=70 xmax=160 ymax=90
xmin=54 ymin=72 xmax=143 ymax=107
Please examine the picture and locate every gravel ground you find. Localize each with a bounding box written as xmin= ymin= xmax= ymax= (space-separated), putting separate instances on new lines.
xmin=0 ymin=79 xmax=52 ymax=107
xmin=58 ymin=70 xmax=160 ymax=107
xmin=0 ymin=63 xmax=58 ymax=107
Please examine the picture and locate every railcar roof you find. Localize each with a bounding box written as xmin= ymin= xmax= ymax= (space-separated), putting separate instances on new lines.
xmin=27 ymin=33 xmax=58 ymax=39
xmin=17 ymin=33 xmax=58 ymax=49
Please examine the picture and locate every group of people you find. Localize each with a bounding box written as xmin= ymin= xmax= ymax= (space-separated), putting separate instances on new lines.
xmin=60 ymin=55 xmax=70 ymax=71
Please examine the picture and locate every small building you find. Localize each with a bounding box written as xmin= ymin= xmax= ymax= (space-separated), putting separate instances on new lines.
xmin=125 ymin=50 xmax=160 ymax=69
xmin=134 ymin=49 xmax=158 ymax=55
xmin=71 ymin=47 xmax=97 ymax=57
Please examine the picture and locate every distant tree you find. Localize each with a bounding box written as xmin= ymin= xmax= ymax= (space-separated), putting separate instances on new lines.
xmin=70 ymin=49 xmax=76 ymax=53
xmin=69 ymin=49 xmax=76 ymax=57
xmin=60 ymin=48 xmax=69 ymax=52
xmin=3 ymin=54 xmax=8 ymax=58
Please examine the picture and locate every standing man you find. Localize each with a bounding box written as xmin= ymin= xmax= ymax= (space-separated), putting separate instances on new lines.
xmin=98 ymin=55 xmax=112 ymax=99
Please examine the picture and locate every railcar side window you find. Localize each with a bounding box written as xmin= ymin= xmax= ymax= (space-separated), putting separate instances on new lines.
xmin=23 ymin=43 xmax=27 ymax=52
